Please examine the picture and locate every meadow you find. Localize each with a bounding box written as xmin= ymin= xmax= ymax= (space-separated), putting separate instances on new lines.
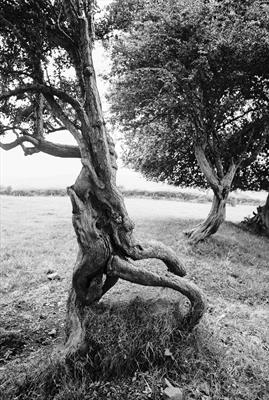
xmin=0 ymin=195 xmax=268 ymax=399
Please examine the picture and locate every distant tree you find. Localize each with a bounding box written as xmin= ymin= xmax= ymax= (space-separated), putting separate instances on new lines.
xmin=236 ymin=149 xmax=269 ymax=236
xmin=107 ymin=0 xmax=269 ymax=243
xmin=0 ymin=0 xmax=205 ymax=357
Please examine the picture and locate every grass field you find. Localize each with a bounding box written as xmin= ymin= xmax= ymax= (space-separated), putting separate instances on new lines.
xmin=0 ymin=196 xmax=268 ymax=400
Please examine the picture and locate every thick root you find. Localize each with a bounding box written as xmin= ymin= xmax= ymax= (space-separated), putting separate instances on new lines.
xmin=64 ymin=289 xmax=88 ymax=358
xmin=107 ymin=256 xmax=206 ymax=330
xmin=124 ymin=238 xmax=186 ymax=277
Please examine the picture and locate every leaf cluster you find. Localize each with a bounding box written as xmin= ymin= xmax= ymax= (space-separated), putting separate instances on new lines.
xmin=107 ymin=0 xmax=269 ymax=190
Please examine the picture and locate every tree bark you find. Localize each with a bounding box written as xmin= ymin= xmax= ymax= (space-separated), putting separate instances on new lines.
xmin=185 ymin=191 xmax=228 ymax=244
xmin=58 ymin=1 xmax=206 ymax=358
xmin=63 ymin=172 xmax=206 ymax=358
xmin=185 ymin=144 xmax=237 ymax=243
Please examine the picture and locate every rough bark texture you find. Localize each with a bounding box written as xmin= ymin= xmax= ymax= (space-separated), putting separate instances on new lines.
xmin=241 ymin=193 xmax=269 ymax=237
xmin=185 ymin=144 xmax=236 ymax=243
xmin=64 ymin=178 xmax=206 ymax=357
xmin=59 ymin=2 xmax=206 ymax=356
xmin=185 ymin=192 xmax=228 ymax=244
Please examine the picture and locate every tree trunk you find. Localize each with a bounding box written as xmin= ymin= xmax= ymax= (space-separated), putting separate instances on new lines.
xmin=242 ymin=193 xmax=269 ymax=237
xmin=187 ymin=144 xmax=237 ymax=244
xmin=63 ymin=170 xmax=206 ymax=358
xmin=61 ymin=1 xmax=206 ymax=359
xmin=185 ymin=190 xmax=228 ymax=244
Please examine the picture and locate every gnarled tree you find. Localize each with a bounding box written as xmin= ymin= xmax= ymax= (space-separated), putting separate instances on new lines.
xmin=106 ymin=0 xmax=269 ymax=243
xmin=0 ymin=0 xmax=205 ymax=358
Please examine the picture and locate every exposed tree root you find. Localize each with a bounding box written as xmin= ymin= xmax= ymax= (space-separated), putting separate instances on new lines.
xmin=107 ymin=256 xmax=206 ymax=330
xmin=124 ymin=238 xmax=186 ymax=277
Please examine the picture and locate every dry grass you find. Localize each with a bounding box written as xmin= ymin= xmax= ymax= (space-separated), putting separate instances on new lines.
xmin=0 ymin=196 xmax=268 ymax=399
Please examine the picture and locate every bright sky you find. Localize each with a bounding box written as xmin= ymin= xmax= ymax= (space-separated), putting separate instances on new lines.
xmin=0 ymin=0 xmax=118 ymax=189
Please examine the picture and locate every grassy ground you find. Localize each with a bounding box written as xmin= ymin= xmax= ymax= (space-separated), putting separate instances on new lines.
xmin=0 ymin=196 xmax=268 ymax=400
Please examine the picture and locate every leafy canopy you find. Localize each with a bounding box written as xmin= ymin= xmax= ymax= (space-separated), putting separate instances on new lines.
xmin=107 ymin=0 xmax=269 ymax=190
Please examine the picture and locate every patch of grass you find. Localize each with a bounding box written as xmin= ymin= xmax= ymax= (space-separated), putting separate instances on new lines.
xmin=0 ymin=299 xmax=242 ymax=400
xmin=0 ymin=196 xmax=269 ymax=399
xmin=1 ymin=298 xmax=269 ymax=399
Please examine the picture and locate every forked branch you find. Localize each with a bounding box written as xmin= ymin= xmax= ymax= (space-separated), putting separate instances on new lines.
xmin=0 ymin=135 xmax=81 ymax=158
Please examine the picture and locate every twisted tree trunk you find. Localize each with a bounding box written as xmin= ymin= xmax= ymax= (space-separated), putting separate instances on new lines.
xmin=185 ymin=191 xmax=228 ymax=243
xmin=64 ymin=178 xmax=206 ymax=357
xmin=61 ymin=1 xmax=206 ymax=358
xmin=185 ymin=144 xmax=237 ymax=244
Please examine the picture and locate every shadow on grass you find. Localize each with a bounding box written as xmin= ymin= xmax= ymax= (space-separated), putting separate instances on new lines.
xmin=2 ymin=297 xmax=268 ymax=399
xmin=0 ymin=298 xmax=236 ymax=400
xmin=2 ymin=297 xmax=226 ymax=400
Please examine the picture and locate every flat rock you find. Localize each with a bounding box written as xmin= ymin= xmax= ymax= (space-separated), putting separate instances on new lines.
xmin=47 ymin=272 xmax=61 ymax=281
xmin=48 ymin=328 xmax=57 ymax=337
xmin=163 ymin=386 xmax=183 ymax=400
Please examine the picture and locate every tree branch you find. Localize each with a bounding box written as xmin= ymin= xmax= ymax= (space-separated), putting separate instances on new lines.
xmin=0 ymin=84 xmax=88 ymax=125
xmin=44 ymin=93 xmax=83 ymax=142
xmin=194 ymin=144 xmax=221 ymax=193
xmin=0 ymin=135 xmax=81 ymax=158
xmin=123 ymin=238 xmax=186 ymax=277
xmin=222 ymin=160 xmax=238 ymax=188
xmin=219 ymin=106 xmax=265 ymax=130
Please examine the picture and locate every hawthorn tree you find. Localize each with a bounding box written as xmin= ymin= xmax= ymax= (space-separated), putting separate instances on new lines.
xmin=107 ymin=0 xmax=269 ymax=243
xmin=0 ymin=0 xmax=206 ymax=357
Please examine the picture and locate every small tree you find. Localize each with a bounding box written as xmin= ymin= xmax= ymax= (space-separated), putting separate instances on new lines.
xmin=0 ymin=0 xmax=205 ymax=357
xmin=107 ymin=0 xmax=269 ymax=243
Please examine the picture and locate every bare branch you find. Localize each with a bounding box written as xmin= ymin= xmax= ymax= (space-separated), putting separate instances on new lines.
xmin=0 ymin=135 xmax=81 ymax=158
xmin=34 ymin=93 xmax=44 ymax=138
xmin=0 ymin=135 xmax=39 ymax=150
xmin=194 ymin=144 xmax=221 ymax=193
xmin=44 ymin=93 xmax=83 ymax=142
xmin=123 ymin=238 xmax=186 ymax=277
xmin=38 ymin=140 xmax=81 ymax=158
